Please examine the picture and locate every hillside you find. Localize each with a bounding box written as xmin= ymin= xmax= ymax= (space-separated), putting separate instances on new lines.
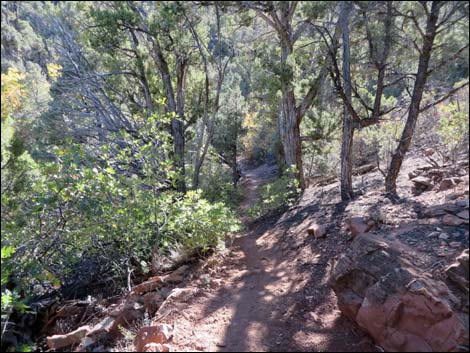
xmin=1 ymin=2 xmax=469 ymax=352
xmin=35 ymin=152 xmax=469 ymax=352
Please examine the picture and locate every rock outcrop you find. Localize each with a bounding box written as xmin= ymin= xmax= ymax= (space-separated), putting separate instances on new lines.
xmin=329 ymin=233 xmax=469 ymax=352
xmin=134 ymin=324 xmax=173 ymax=352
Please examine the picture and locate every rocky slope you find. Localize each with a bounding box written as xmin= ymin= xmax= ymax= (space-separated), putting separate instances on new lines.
xmin=41 ymin=155 xmax=469 ymax=352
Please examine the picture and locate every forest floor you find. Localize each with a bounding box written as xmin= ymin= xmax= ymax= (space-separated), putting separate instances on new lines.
xmin=157 ymin=163 xmax=377 ymax=352
xmin=42 ymin=154 xmax=468 ymax=352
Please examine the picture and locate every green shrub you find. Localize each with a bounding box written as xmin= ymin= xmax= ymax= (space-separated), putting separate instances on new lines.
xmin=164 ymin=190 xmax=240 ymax=253
xmin=437 ymin=88 xmax=469 ymax=163
xmin=248 ymin=167 xmax=300 ymax=218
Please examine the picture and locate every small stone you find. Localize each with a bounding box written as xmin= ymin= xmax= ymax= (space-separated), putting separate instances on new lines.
xmin=439 ymin=233 xmax=450 ymax=240
xmin=443 ymin=214 xmax=467 ymax=226
xmin=427 ymin=231 xmax=440 ymax=238
xmin=307 ymin=223 xmax=328 ymax=239
xmin=457 ymin=210 xmax=469 ymax=220
xmin=424 ymin=148 xmax=435 ymax=157
xmin=134 ymin=325 xmax=173 ymax=352
xmin=412 ymin=176 xmax=433 ymax=187
xmin=456 ymin=198 xmax=469 ymax=208
xmin=449 ymin=242 xmax=461 ymax=248
xmin=47 ymin=326 xmax=91 ymax=350
xmin=438 ymin=178 xmax=456 ymax=192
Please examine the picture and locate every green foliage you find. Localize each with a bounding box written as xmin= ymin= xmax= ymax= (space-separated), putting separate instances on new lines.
xmin=248 ymin=167 xmax=300 ymax=218
xmin=165 ymin=190 xmax=239 ymax=253
xmin=436 ymin=96 xmax=469 ymax=163
xmin=2 ymin=111 xmax=239 ymax=306
xmin=361 ymin=119 xmax=403 ymax=171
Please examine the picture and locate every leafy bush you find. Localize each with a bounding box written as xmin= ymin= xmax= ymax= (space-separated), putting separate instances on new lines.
xmin=360 ymin=119 xmax=403 ymax=172
xmin=248 ymin=167 xmax=300 ymax=218
xmin=165 ymin=190 xmax=240 ymax=253
xmin=436 ymin=85 xmax=469 ymax=163
xmin=1 ymin=113 xmax=240 ymax=340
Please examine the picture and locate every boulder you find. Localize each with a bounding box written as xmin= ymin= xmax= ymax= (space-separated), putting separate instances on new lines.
xmin=47 ymin=325 xmax=90 ymax=350
xmin=411 ymin=176 xmax=434 ymax=195
xmin=330 ymin=233 xmax=469 ymax=352
xmin=134 ymin=324 xmax=173 ymax=352
xmin=162 ymin=265 xmax=189 ymax=285
xmin=156 ymin=287 xmax=198 ymax=319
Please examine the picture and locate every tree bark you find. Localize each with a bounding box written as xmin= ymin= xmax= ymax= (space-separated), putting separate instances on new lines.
xmin=385 ymin=2 xmax=441 ymax=195
xmin=339 ymin=1 xmax=354 ymax=201
xmin=277 ymin=4 xmax=305 ymax=189
xmin=252 ymin=1 xmax=337 ymax=190
xmin=189 ymin=4 xmax=230 ymax=189
xmin=149 ymin=37 xmax=187 ymax=193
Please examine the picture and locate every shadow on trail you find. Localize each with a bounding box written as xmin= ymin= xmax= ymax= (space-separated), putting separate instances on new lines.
xmin=199 ymin=165 xmax=376 ymax=352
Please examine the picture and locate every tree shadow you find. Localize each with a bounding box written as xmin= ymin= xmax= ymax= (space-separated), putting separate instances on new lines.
xmin=199 ymin=187 xmax=379 ymax=352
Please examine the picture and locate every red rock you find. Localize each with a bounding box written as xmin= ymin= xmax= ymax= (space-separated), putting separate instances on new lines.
xmin=307 ymin=223 xmax=327 ymax=238
xmin=88 ymin=317 xmax=116 ymax=336
xmin=456 ymin=210 xmax=469 ymax=220
xmin=162 ymin=265 xmax=188 ymax=285
xmin=424 ymin=148 xmax=435 ymax=157
xmin=330 ymin=233 xmax=469 ymax=352
xmin=442 ymin=214 xmax=468 ymax=226
xmin=47 ymin=325 xmax=90 ymax=350
xmin=347 ymin=217 xmax=370 ymax=237
xmin=134 ymin=324 xmax=173 ymax=352
xmin=133 ymin=276 xmax=164 ymax=295
xmin=143 ymin=292 xmax=164 ymax=314
xmin=438 ymin=178 xmax=456 ymax=192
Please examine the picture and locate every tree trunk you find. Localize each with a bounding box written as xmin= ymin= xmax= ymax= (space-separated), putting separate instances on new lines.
xmin=278 ymin=27 xmax=305 ymax=189
xmin=339 ymin=1 xmax=354 ymax=201
xmin=385 ymin=2 xmax=440 ymax=195
xmin=150 ymin=39 xmax=186 ymax=193
xmin=279 ymin=91 xmax=305 ymax=189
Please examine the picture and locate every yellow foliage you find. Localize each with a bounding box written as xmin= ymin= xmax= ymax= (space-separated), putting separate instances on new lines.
xmin=47 ymin=63 xmax=62 ymax=81
xmin=1 ymin=68 xmax=25 ymax=120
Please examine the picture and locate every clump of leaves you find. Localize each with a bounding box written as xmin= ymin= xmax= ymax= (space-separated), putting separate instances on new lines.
xmin=437 ymin=88 xmax=469 ymax=163
xmin=248 ymin=166 xmax=300 ymax=218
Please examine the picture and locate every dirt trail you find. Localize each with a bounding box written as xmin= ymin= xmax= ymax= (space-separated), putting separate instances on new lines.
xmin=161 ymin=164 xmax=375 ymax=352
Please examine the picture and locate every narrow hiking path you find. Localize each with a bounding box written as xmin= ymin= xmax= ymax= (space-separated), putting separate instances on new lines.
xmin=160 ymin=164 xmax=376 ymax=352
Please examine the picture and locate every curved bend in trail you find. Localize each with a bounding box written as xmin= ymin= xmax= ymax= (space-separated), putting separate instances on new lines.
xmin=161 ymin=164 xmax=375 ymax=352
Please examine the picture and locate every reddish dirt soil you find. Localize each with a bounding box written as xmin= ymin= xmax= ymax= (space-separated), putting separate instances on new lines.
xmin=159 ymin=164 xmax=377 ymax=352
